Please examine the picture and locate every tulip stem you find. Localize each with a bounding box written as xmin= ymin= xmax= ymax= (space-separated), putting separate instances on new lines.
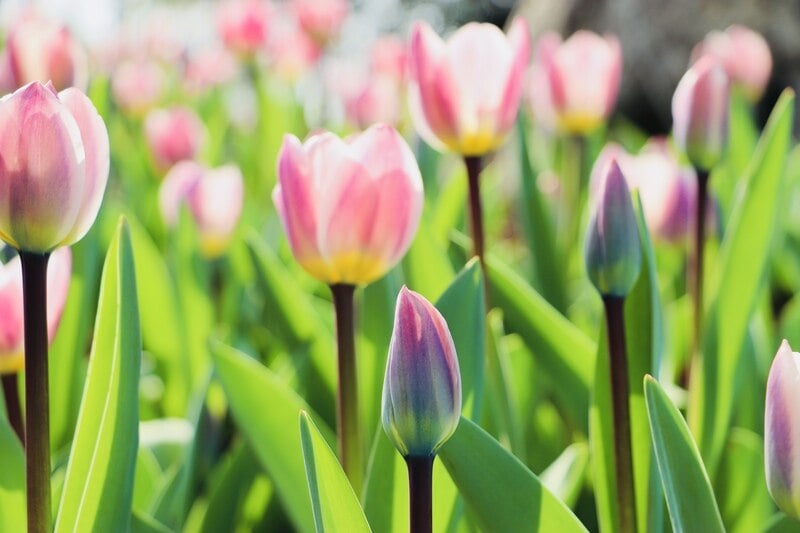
xmin=465 ymin=156 xmax=485 ymax=264
xmin=1 ymin=373 xmax=24 ymax=444
xmin=602 ymin=294 xmax=637 ymax=533
xmin=691 ymin=169 xmax=710 ymax=361
xmin=406 ymin=455 xmax=434 ymax=533
xmin=330 ymin=283 xmax=363 ymax=495
xmin=20 ymin=251 xmax=51 ymax=533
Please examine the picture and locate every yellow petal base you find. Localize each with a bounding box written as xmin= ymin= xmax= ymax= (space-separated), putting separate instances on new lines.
xmin=300 ymin=252 xmax=387 ymax=286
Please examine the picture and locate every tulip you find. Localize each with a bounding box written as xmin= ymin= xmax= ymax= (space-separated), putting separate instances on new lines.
xmin=692 ymin=25 xmax=772 ymax=101
xmin=144 ymin=107 xmax=206 ymax=172
xmin=407 ymin=18 xmax=530 ymax=156
xmin=382 ymin=286 xmax=461 ymax=458
xmin=672 ymin=56 xmax=730 ymax=172
xmin=273 ymin=123 xmax=423 ymax=285
xmin=183 ymin=47 xmax=239 ymax=95
xmin=265 ymin=11 xmax=322 ymax=82
xmin=111 ymin=58 xmax=165 ymax=115
xmin=343 ymin=73 xmax=403 ymax=129
xmin=371 ymin=35 xmax=407 ymax=83
xmin=765 ymin=340 xmax=800 ymax=520
xmin=529 ymin=30 xmax=622 ymax=134
xmin=0 ymin=82 xmax=109 ymax=253
xmin=160 ymin=161 xmax=244 ymax=258
xmin=585 ymin=158 xmax=641 ymax=298
xmin=291 ymin=0 xmax=348 ymax=46
xmin=0 ymin=248 xmax=71 ymax=375
xmin=217 ymin=0 xmax=272 ymax=57
xmin=1 ymin=10 xmax=88 ymax=92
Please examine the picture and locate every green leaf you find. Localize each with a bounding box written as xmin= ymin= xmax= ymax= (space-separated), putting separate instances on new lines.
xmin=439 ymin=417 xmax=587 ymax=533
xmin=212 ymin=342 xmax=335 ymax=533
xmin=362 ymin=427 xmax=407 ymax=533
xmin=644 ymin=376 xmax=724 ymax=533
xmin=763 ymin=513 xmax=800 ymax=533
xmin=690 ymin=89 xmax=795 ymax=474
xmin=539 ymin=443 xmax=589 ymax=509
xmin=300 ymin=412 xmax=372 ymax=532
xmin=402 ymin=218 xmax=456 ymax=302
xmin=55 ymin=217 xmax=142 ymax=533
xmin=0 ymin=402 xmax=25 ymax=533
xmin=199 ymin=441 xmax=259 ymax=533
xmin=130 ymin=510 xmax=173 ymax=533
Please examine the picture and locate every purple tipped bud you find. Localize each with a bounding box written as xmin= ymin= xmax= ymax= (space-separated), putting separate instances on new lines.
xmin=584 ymin=158 xmax=641 ymax=297
xmin=765 ymin=340 xmax=800 ymax=519
xmin=381 ymin=286 xmax=461 ymax=457
xmin=672 ymin=56 xmax=730 ymax=171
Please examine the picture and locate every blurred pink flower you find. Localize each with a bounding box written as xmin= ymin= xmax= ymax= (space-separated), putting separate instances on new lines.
xmin=217 ymin=0 xmax=273 ymax=57
xmin=111 ymin=58 xmax=165 ymax=115
xmin=408 ymin=18 xmax=530 ymax=156
xmin=291 ymin=0 xmax=348 ymax=46
xmin=528 ymin=30 xmax=621 ymax=134
xmin=183 ymin=46 xmax=239 ymax=94
xmin=0 ymin=247 xmax=71 ymax=374
xmin=144 ymin=107 xmax=207 ymax=171
xmin=266 ymin=10 xmax=322 ymax=82
xmin=160 ymin=161 xmax=244 ymax=258
xmin=343 ymin=73 xmax=403 ymax=129
xmin=371 ymin=35 xmax=407 ymax=83
xmin=692 ymin=25 xmax=772 ymax=101
xmin=0 ymin=10 xmax=88 ymax=92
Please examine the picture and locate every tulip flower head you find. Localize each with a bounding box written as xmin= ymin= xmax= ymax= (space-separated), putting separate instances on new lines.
xmin=111 ymin=58 xmax=165 ymax=116
xmin=0 ymin=82 xmax=109 ymax=253
xmin=0 ymin=247 xmax=71 ymax=374
xmin=382 ymin=287 xmax=461 ymax=458
xmin=273 ymin=124 xmax=423 ymax=286
xmin=217 ymin=0 xmax=272 ymax=57
xmin=144 ymin=106 xmax=207 ymax=172
xmin=291 ymin=0 xmax=348 ymax=46
xmin=407 ymin=18 xmax=530 ymax=156
xmin=529 ymin=30 xmax=622 ymax=134
xmin=692 ymin=25 xmax=772 ymax=101
xmin=765 ymin=340 xmax=800 ymax=520
xmin=672 ymin=56 xmax=730 ymax=172
xmin=585 ymin=158 xmax=641 ymax=297
xmin=160 ymin=161 xmax=244 ymax=258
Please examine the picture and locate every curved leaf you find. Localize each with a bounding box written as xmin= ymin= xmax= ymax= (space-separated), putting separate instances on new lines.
xmin=0 ymin=403 xmax=25 ymax=532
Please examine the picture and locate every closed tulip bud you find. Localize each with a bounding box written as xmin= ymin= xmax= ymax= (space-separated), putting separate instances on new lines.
xmin=160 ymin=161 xmax=244 ymax=258
xmin=0 ymin=82 xmax=109 ymax=253
xmin=765 ymin=340 xmax=800 ymax=520
xmin=672 ymin=57 xmax=730 ymax=172
xmin=529 ymin=30 xmax=622 ymax=134
xmin=273 ymin=124 xmax=423 ymax=285
xmin=144 ymin=107 xmax=206 ymax=172
xmin=382 ymin=287 xmax=461 ymax=458
xmin=217 ymin=0 xmax=272 ymax=57
xmin=692 ymin=25 xmax=772 ymax=102
xmin=291 ymin=0 xmax=348 ymax=46
xmin=585 ymin=158 xmax=641 ymax=297
xmin=408 ymin=18 xmax=530 ymax=156
xmin=0 ymin=247 xmax=71 ymax=374
xmin=111 ymin=58 xmax=165 ymax=116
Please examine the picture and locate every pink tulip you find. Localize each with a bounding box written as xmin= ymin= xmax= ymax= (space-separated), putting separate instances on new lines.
xmin=291 ymin=0 xmax=348 ymax=46
xmin=159 ymin=161 xmax=244 ymax=258
xmin=273 ymin=124 xmax=423 ymax=285
xmin=144 ymin=107 xmax=206 ymax=171
xmin=408 ymin=18 xmax=530 ymax=156
xmin=0 ymin=10 xmax=88 ymax=92
xmin=371 ymin=35 xmax=407 ymax=83
xmin=672 ymin=56 xmax=730 ymax=171
xmin=217 ymin=0 xmax=272 ymax=57
xmin=111 ymin=58 xmax=165 ymax=115
xmin=266 ymin=9 xmax=322 ymax=82
xmin=0 ymin=82 xmax=109 ymax=253
xmin=692 ymin=25 xmax=772 ymax=101
xmin=0 ymin=247 xmax=71 ymax=374
xmin=529 ymin=30 xmax=622 ymax=134
xmin=183 ymin=47 xmax=239 ymax=95
xmin=343 ymin=73 xmax=403 ymax=129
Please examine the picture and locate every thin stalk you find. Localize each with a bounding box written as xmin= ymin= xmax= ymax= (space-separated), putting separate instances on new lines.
xmin=691 ymin=169 xmax=710 ymax=359
xmin=602 ymin=295 xmax=637 ymax=533
xmin=330 ymin=283 xmax=362 ymax=494
xmin=464 ymin=155 xmax=485 ymax=263
xmin=2 ymin=373 xmax=24 ymax=444
xmin=20 ymin=251 xmax=51 ymax=533
xmin=405 ymin=455 xmax=434 ymax=533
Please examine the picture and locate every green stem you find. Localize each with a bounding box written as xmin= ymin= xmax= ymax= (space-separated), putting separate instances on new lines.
xmin=405 ymin=455 xmax=434 ymax=533
xmin=465 ymin=156 xmax=485 ymax=263
xmin=20 ymin=251 xmax=51 ymax=533
xmin=1 ymin=373 xmax=24 ymax=444
xmin=691 ymin=169 xmax=710 ymax=361
xmin=602 ymin=295 xmax=637 ymax=533
xmin=330 ymin=283 xmax=362 ymax=494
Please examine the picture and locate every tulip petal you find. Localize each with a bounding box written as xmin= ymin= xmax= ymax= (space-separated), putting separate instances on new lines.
xmin=0 ymin=255 xmax=23 ymax=361
xmin=187 ymin=164 xmax=244 ymax=257
xmin=46 ymin=246 xmax=71 ymax=342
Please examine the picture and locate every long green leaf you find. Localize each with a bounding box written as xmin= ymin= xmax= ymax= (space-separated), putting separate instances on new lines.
xmin=0 ymin=402 xmax=25 ymax=532
xmin=55 ymin=217 xmax=142 ymax=533
xmin=300 ymin=412 xmax=371 ymax=532
xmin=439 ymin=417 xmax=587 ymax=533
xmin=716 ymin=429 xmax=772 ymax=533
xmin=644 ymin=376 xmax=724 ymax=533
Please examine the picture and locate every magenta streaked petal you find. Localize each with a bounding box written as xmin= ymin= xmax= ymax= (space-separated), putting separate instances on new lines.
xmin=496 ymin=17 xmax=531 ymax=134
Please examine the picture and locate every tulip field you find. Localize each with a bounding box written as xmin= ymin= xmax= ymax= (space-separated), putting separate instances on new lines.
xmin=0 ymin=1 xmax=799 ymax=532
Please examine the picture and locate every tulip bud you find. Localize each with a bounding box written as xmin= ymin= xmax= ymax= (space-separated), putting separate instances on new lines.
xmin=407 ymin=18 xmax=530 ymax=156
xmin=217 ymin=0 xmax=272 ymax=57
xmin=672 ymin=56 xmax=730 ymax=172
xmin=0 ymin=247 xmax=71 ymax=374
xmin=0 ymin=82 xmax=109 ymax=253
xmin=585 ymin=158 xmax=641 ymax=297
xmin=382 ymin=287 xmax=461 ymax=457
xmin=765 ymin=340 xmax=800 ymax=519
xmin=291 ymin=0 xmax=348 ymax=46
xmin=111 ymin=58 xmax=165 ymax=116
xmin=273 ymin=123 xmax=423 ymax=286
xmin=144 ymin=107 xmax=206 ymax=172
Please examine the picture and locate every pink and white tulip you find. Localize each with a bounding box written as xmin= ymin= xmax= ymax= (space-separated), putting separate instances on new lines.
xmin=273 ymin=124 xmax=423 ymax=285
xmin=291 ymin=0 xmax=348 ymax=46
xmin=672 ymin=56 xmax=730 ymax=171
xmin=0 ymin=82 xmax=109 ymax=252
xmin=407 ymin=18 xmax=530 ymax=156
xmin=111 ymin=58 xmax=165 ymax=116
xmin=144 ymin=107 xmax=206 ymax=172
xmin=371 ymin=35 xmax=408 ymax=83
xmin=528 ymin=30 xmax=622 ymax=134
xmin=343 ymin=73 xmax=403 ymax=129
xmin=160 ymin=161 xmax=244 ymax=258
xmin=692 ymin=25 xmax=772 ymax=101
xmin=0 ymin=247 xmax=71 ymax=374
xmin=266 ymin=9 xmax=322 ymax=82
xmin=217 ymin=0 xmax=272 ymax=57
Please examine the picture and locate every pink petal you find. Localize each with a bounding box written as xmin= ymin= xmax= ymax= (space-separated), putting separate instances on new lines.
xmin=187 ymin=164 xmax=244 ymax=255
xmin=0 ymin=256 xmax=23 ymax=358
xmin=46 ymin=246 xmax=71 ymax=342
xmin=159 ymin=160 xmax=205 ymax=227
